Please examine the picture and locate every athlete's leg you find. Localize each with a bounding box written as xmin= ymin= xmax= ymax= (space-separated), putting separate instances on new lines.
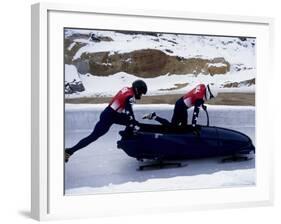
xmin=171 ymin=98 xmax=188 ymax=126
xmin=66 ymin=107 xmax=113 ymax=155
xmin=155 ymin=116 xmax=171 ymax=126
xmin=142 ymin=111 xmax=171 ymax=126
xmin=180 ymin=106 xmax=188 ymax=126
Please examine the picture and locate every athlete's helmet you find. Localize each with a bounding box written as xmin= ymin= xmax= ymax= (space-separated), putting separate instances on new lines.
xmin=132 ymin=80 xmax=147 ymax=99
xmin=205 ymin=83 xmax=218 ymax=100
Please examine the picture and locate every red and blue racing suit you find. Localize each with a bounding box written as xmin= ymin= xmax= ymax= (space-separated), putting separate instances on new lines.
xmin=155 ymin=84 xmax=206 ymax=127
xmin=67 ymin=87 xmax=137 ymax=155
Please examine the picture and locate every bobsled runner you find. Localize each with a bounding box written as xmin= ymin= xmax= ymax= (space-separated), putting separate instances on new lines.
xmin=117 ymin=109 xmax=255 ymax=170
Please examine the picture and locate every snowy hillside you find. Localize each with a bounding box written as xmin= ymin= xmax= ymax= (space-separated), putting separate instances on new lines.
xmin=64 ymin=29 xmax=256 ymax=98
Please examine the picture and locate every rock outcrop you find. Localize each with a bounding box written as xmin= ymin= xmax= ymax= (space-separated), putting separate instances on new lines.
xmin=223 ymin=78 xmax=255 ymax=88
xmin=73 ymin=49 xmax=230 ymax=78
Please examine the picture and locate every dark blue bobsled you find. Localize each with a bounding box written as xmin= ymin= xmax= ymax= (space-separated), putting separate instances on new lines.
xmin=117 ymin=109 xmax=255 ymax=166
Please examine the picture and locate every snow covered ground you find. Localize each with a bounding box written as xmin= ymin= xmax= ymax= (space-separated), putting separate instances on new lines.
xmin=64 ymin=104 xmax=255 ymax=196
xmin=65 ymin=66 xmax=255 ymax=98
xmin=65 ymin=29 xmax=256 ymax=98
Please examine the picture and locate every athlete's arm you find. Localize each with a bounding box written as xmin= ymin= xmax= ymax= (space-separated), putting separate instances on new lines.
xmin=125 ymin=96 xmax=136 ymax=121
xmin=192 ymin=99 xmax=204 ymax=127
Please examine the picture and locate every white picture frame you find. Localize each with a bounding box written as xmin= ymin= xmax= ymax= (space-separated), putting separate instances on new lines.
xmin=31 ymin=2 xmax=274 ymax=221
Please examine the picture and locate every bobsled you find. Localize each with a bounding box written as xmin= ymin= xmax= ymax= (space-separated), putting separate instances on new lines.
xmin=117 ymin=109 xmax=255 ymax=169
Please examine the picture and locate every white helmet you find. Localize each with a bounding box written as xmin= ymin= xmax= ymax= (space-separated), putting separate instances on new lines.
xmin=205 ymin=83 xmax=218 ymax=100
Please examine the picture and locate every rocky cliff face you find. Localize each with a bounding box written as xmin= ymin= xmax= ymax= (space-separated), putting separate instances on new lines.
xmin=73 ymin=49 xmax=230 ymax=78
xmin=65 ymin=33 xmax=230 ymax=78
xmin=222 ymin=78 xmax=255 ymax=88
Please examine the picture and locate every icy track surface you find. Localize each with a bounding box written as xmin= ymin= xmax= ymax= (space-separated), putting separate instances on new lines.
xmin=65 ymin=104 xmax=255 ymax=196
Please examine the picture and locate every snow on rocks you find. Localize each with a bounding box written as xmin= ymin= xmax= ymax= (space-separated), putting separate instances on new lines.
xmin=64 ymin=29 xmax=256 ymax=98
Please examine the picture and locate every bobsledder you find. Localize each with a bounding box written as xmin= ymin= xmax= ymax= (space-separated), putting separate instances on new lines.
xmin=117 ymin=108 xmax=255 ymax=170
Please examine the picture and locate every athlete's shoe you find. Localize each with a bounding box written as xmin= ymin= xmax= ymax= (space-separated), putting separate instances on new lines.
xmin=142 ymin=112 xmax=156 ymax=120
xmin=65 ymin=150 xmax=72 ymax=163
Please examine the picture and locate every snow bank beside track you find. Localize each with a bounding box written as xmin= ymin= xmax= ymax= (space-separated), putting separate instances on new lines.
xmin=65 ymin=104 xmax=255 ymax=132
